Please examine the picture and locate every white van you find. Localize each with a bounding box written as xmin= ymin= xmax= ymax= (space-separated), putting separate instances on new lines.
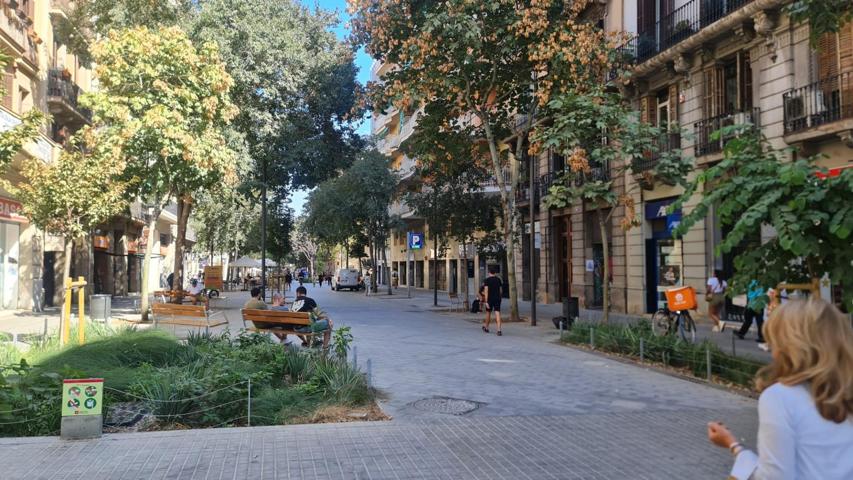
xmin=335 ymin=269 xmax=362 ymax=291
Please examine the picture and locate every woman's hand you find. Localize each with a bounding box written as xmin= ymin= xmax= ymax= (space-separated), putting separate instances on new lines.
xmin=707 ymin=421 xmax=737 ymax=449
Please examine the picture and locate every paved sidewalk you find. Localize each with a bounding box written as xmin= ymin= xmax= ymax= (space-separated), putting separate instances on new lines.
xmin=372 ymin=286 xmax=771 ymax=362
xmin=1 ymin=410 xmax=756 ymax=480
xmin=1 ymin=285 xmax=760 ymax=479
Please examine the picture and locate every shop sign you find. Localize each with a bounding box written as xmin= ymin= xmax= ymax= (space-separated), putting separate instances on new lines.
xmin=645 ymin=198 xmax=682 ymax=235
xmin=0 ymin=197 xmax=27 ymax=222
xmin=204 ymin=265 xmax=223 ymax=290
xmin=61 ymin=379 xmax=103 ymax=417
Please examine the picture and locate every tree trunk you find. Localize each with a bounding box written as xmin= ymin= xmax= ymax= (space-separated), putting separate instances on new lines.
xmin=433 ymin=234 xmax=438 ymax=306
xmin=481 ymin=119 xmax=520 ymax=321
xmin=172 ymin=196 xmax=193 ymax=303
xmin=462 ymin=238 xmax=470 ymax=310
xmin=598 ymin=211 xmax=610 ymax=325
xmin=382 ymin=238 xmax=391 ymax=295
xmin=139 ymin=207 xmax=160 ymax=322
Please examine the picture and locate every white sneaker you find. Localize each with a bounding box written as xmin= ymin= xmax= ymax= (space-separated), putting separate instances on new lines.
xmin=758 ymin=343 xmax=769 ymax=352
xmin=712 ymin=325 xmax=720 ymax=333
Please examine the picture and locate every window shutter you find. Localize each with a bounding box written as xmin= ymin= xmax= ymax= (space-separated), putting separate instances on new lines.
xmin=817 ymin=32 xmax=839 ymax=81
xmin=640 ymin=96 xmax=656 ymax=125
xmin=740 ymin=51 xmax=753 ymax=110
xmin=840 ymin=22 xmax=852 ymax=116
xmin=2 ymin=64 xmax=13 ymax=110
xmin=668 ymin=84 xmax=679 ymax=122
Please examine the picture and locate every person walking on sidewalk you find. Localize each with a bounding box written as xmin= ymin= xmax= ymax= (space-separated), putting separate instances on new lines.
xmin=482 ymin=266 xmax=503 ymax=336
xmin=706 ymin=298 xmax=853 ymax=479
xmin=734 ymin=280 xmax=767 ymax=350
xmin=706 ymin=269 xmax=728 ymax=332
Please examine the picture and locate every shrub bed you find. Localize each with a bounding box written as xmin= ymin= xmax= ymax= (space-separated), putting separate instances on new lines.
xmin=1 ymin=328 xmax=375 ymax=437
xmin=561 ymin=321 xmax=766 ymax=389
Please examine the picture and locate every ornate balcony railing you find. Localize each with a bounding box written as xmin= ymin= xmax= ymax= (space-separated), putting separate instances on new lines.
xmin=47 ymin=68 xmax=93 ymax=122
xmin=783 ymin=72 xmax=853 ymax=135
xmin=694 ymin=108 xmax=759 ymax=157
xmin=618 ymin=0 xmax=754 ymax=67
xmin=632 ymin=132 xmax=682 ymax=173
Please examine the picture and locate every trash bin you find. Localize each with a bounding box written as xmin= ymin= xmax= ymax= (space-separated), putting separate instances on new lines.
xmin=564 ymin=296 xmax=579 ymax=321
xmin=90 ymin=294 xmax=111 ymax=323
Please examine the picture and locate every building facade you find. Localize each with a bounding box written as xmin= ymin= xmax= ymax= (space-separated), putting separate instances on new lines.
xmin=0 ymin=1 xmax=187 ymax=311
xmin=518 ymin=0 xmax=851 ymax=315
xmin=371 ymin=61 xmax=510 ymax=302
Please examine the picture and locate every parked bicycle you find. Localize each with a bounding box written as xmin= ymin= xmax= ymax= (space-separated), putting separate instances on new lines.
xmin=652 ymin=286 xmax=698 ymax=343
xmin=651 ymin=305 xmax=696 ymax=343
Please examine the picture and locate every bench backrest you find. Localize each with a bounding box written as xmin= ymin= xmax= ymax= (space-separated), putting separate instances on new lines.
xmin=152 ymin=303 xmax=207 ymax=318
xmin=241 ymin=309 xmax=311 ymax=326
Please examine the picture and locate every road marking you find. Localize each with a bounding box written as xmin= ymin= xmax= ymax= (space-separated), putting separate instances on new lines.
xmin=477 ymin=358 xmax=518 ymax=363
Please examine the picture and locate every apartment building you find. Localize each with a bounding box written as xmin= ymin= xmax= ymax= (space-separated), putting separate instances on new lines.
xmin=371 ymin=61 xmax=508 ymax=300
xmin=0 ymin=1 xmax=184 ymax=311
xmin=519 ymin=0 xmax=851 ymax=315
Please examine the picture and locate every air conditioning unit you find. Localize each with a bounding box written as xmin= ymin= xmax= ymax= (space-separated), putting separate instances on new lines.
xmin=732 ymin=111 xmax=755 ymax=126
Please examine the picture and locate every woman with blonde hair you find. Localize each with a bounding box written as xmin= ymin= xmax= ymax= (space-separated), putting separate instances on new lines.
xmin=707 ymin=298 xmax=853 ymax=479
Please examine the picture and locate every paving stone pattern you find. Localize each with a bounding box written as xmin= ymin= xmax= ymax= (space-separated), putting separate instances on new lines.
xmin=0 ymin=287 xmax=759 ymax=479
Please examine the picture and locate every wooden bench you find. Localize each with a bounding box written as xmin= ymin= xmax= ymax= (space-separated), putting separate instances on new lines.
xmin=152 ymin=290 xmax=197 ymax=303
xmin=241 ymin=309 xmax=331 ymax=348
xmin=151 ymin=303 xmax=228 ymax=334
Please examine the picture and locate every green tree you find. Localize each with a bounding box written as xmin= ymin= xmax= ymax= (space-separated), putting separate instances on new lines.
xmin=350 ymin=0 xmax=617 ymax=320
xmin=190 ymin=0 xmax=364 ymax=198
xmin=53 ymin=0 xmax=192 ymax=64
xmin=291 ymin=216 xmax=320 ymax=279
xmin=672 ymin=126 xmax=853 ymax=310
xmin=0 ymin=54 xmax=42 ymax=172
xmin=536 ymin=88 xmax=690 ymax=323
xmin=304 ymin=149 xmax=398 ymax=291
xmin=16 ymin=132 xmax=128 ymax=327
xmin=403 ymin=103 xmax=498 ymax=307
xmin=83 ymin=26 xmax=237 ymax=319
xmin=786 ymin=1 xmax=853 ymax=43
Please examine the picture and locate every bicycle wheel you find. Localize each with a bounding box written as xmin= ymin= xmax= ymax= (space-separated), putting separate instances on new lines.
xmin=677 ymin=311 xmax=697 ymax=343
xmin=651 ymin=309 xmax=671 ymax=336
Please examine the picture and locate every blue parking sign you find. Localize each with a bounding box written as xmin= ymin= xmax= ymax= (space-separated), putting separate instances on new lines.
xmin=408 ymin=232 xmax=424 ymax=250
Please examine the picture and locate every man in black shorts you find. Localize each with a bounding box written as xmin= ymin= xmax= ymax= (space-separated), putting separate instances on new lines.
xmin=482 ymin=265 xmax=503 ymax=336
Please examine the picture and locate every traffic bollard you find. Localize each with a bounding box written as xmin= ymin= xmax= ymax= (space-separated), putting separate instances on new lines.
xmin=706 ymin=345 xmax=712 ymax=381
xmin=352 ymin=345 xmax=357 ymax=369
xmin=590 ymin=327 xmax=595 ymax=349
xmin=639 ymin=338 xmax=645 ymax=363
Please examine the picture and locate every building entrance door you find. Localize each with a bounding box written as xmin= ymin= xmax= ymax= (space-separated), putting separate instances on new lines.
xmin=556 ymin=216 xmax=571 ymax=301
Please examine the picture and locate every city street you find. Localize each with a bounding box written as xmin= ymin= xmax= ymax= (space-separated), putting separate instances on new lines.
xmin=0 ymin=285 xmax=759 ymax=479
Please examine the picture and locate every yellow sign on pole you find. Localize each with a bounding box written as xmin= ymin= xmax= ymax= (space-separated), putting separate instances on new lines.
xmin=61 ymin=277 xmax=88 ymax=346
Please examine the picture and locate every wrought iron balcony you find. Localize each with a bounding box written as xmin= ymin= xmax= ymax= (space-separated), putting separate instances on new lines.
xmin=47 ymin=68 xmax=92 ymax=125
xmin=694 ymin=108 xmax=759 ymax=157
xmin=618 ymin=0 xmax=755 ymax=67
xmin=632 ymin=132 xmax=682 ymax=173
xmin=783 ymin=72 xmax=853 ymax=135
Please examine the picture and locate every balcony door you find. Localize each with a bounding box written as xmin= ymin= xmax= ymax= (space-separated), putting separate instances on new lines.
xmin=814 ymin=23 xmax=853 ymax=123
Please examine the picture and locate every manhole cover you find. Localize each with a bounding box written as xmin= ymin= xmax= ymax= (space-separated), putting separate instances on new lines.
xmin=410 ymin=397 xmax=481 ymax=415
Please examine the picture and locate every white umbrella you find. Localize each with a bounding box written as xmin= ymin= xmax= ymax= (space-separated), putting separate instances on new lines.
xmin=229 ymin=256 xmax=261 ymax=268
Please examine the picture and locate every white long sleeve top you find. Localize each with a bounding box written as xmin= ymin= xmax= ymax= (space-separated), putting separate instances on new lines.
xmin=730 ymin=382 xmax=853 ymax=479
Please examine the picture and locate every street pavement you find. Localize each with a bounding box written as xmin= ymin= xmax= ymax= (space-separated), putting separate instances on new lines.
xmin=0 ymin=285 xmax=760 ymax=479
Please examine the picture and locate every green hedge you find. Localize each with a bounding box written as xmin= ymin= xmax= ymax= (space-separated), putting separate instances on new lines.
xmin=562 ymin=321 xmax=765 ymax=389
xmin=1 ymin=328 xmax=372 ymax=437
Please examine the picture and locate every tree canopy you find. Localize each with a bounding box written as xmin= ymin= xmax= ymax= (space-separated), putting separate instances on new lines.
xmin=672 ymin=126 xmax=853 ymax=310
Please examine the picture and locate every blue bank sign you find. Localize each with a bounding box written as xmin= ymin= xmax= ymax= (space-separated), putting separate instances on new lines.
xmin=407 ymin=232 xmax=424 ymax=250
xmin=645 ymin=198 xmax=682 ymax=238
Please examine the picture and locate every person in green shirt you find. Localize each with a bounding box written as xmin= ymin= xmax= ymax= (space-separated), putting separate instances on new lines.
xmin=243 ymin=287 xmax=267 ymax=310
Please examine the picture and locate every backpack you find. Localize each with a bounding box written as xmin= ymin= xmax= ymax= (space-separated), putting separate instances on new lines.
xmin=471 ymin=299 xmax=480 ymax=313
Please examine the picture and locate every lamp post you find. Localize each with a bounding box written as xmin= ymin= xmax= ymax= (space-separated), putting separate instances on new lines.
xmin=260 ymin=159 xmax=268 ymax=301
xmin=526 ymin=151 xmax=537 ymax=327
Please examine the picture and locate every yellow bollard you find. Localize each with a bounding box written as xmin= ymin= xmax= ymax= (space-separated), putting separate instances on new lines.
xmin=62 ymin=277 xmax=72 ymax=345
xmin=77 ymin=276 xmax=86 ymax=345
